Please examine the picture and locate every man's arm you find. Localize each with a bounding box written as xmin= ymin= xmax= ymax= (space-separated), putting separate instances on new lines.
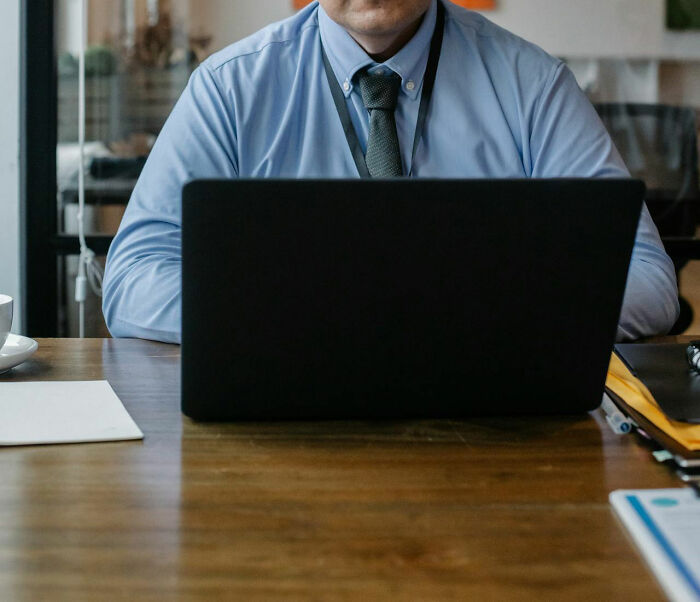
xmin=528 ymin=62 xmax=680 ymax=341
xmin=102 ymin=64 xmax=237 ymax=343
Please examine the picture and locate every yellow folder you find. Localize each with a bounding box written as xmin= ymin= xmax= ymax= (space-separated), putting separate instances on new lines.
xmin=606 ymin=353 xmax=700 ymax=451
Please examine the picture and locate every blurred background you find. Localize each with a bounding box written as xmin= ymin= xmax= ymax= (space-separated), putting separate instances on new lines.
xmin=2 ymin=0 xmax=700 ymax=338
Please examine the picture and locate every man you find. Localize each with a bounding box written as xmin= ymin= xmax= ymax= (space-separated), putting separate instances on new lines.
xmin=102 ymin=0 xmax=679 ymax=344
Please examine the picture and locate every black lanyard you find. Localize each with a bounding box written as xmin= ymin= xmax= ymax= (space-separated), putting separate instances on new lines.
xmin=321 ymin=1 xmax=446 ymax=178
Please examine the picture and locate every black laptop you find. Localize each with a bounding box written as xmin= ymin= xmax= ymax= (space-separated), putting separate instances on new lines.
xmin=181 ymin=179 xmax=644 ymax=421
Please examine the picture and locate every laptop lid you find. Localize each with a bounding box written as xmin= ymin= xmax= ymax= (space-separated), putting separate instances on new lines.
xmin=182 ymin=179 xmax=644 ymax=421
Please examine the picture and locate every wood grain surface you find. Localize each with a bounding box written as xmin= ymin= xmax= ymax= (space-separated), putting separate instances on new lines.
xmin=0 ymin=338 xmax=682 ymax=601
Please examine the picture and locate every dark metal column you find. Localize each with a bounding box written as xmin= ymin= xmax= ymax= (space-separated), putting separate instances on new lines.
xmin=21 ymin=0 xmax=58 ymax=336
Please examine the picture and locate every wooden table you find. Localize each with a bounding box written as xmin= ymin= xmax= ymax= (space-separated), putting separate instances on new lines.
xmin=0 ymin=338 xmax=683 ymax=600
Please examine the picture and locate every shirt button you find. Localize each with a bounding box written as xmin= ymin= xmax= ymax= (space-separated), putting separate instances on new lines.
xmin=377 ymin=68 xmax=385 ymax=75
xmin=406 ymin=80 xmax=415 ymax=91
xmin=343 ymin=80 xmax=350 ymax=92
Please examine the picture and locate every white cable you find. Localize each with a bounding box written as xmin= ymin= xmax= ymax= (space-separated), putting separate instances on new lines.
xmin=75 ymin=0 xmax=104 ymax=338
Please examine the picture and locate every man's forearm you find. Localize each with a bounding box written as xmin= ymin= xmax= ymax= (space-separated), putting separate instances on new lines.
xmin=103 ymin=255 xmax=182 ymax=344
xmin=616 ymin=251 xmax=680 ymax=341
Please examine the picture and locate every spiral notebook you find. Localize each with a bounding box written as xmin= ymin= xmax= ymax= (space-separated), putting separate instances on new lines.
xmin=615 ymin=344 xmax=700 ymax=423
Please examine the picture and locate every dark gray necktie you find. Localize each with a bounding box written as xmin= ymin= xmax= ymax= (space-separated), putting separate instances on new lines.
xmin=358 ymin=70 xmax=403 ymax=178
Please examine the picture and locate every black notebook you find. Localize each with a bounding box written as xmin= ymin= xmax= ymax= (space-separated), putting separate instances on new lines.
xmin=615 ymin=344 xmax=700 ymax=423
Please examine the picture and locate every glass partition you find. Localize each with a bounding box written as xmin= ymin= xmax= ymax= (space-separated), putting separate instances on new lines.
xmin=55 ymin=0 xmax=210 ymax=335
xmin=49 ymin=0 xmax=298 ymax=336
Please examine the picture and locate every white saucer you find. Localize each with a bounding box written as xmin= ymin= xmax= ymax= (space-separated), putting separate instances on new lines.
xmin=0 ymin=334 xmax=39 ymax=374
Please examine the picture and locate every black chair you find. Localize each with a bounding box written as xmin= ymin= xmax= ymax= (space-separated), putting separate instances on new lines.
xmin=595 ymin=103 xmax=700 ymax=334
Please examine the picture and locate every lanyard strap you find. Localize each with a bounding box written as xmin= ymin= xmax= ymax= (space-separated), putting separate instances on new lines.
xmin=321 ymin=1 xmax=446 ymax=178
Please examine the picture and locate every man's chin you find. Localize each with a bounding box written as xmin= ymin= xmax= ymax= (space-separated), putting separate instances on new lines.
xmin=345 ymin=18 xmax=409 ymax=39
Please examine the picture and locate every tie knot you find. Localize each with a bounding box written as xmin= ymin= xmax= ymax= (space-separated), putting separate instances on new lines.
xmin=358 ymin=70 xmax=401 ymax=111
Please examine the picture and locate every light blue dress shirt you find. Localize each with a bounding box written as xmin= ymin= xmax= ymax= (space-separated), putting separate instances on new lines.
xmin=103 ymin=0 xmax=679 ymax=344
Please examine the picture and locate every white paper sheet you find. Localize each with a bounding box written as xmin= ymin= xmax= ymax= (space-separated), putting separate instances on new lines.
xmin=0 ymin=380 xmax=143 ymax=445
xmin=610 ymin=488 xmax=700 ymax=602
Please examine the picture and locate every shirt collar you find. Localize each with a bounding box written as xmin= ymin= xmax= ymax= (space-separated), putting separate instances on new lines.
xmin=318 ymin=0 xmax=438 ymax=101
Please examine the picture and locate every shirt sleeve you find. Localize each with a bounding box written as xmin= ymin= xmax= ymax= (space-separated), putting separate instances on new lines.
xmin=529 ymin=62 xmax=680 ymax=341
xmin=102 ymin=64 xmax=237 ymax=344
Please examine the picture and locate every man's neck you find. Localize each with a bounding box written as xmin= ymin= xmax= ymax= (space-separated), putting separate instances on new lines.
xmin=347 ymin=13 xmax=426 ymax=62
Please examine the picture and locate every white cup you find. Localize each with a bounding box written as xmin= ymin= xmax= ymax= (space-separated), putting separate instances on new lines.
xmin=0 ymin=295 xmax=13 ymax=351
